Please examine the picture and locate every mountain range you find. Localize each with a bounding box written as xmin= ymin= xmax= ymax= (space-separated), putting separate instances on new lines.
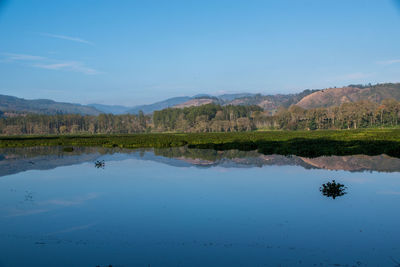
xmin=1 ymin=83 xmax=399 ymax=116
xmin=0 ymin=94 xmax=101 ymax=116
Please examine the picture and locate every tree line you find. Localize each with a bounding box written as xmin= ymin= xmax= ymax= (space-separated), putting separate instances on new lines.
xmin=266 ymin=99 xmax=400 ymax=130
xmin=0 ymin=99 xmax=399 ymax=135
xmin=0 ymin=112 xmax=149 ymax=135
xmin=153 ymin=104 xmax=263 ymax=132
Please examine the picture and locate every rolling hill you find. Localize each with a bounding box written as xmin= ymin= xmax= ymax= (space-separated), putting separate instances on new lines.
xmin=2 ymin=83 xmax=399 ymax=116
xmin=88 ymin=103 xmax=131 ymax=115
xmin=174 ymin=98 xmax=215 ymax=108
xmin=296 ymin=83 xmax=400 ymax=109
xmin=0 ymin=95 xmax=101 ymax=116
xmin=126 ymin=96 xmax=192 ymax=114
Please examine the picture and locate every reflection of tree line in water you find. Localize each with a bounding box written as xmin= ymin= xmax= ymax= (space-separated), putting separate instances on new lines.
xmin=4 ymin=143 xmax=400 ymax=162
xmin=2 ymin=144 xmax=400 ymax=177
xmin=188 ymin=139 xmax=400 ymax=158
xmin=2 ymin=145 xmax=399 ymax=174
xmin=153 ymin=147 xmax=262 ymax=162
xmin=151 ymin=147 xmax=400 ymax=172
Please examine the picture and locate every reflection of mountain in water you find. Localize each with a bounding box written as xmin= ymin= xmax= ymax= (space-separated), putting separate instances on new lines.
xmin=152 ymin=147 xmax=400 ymax=172
xmin=1 ymin=146 xmax=400 ymax=177
xmin=0 ymin=147 xmax=104 ymax=177
xmin=300 ymin=155 xmax=400 ymax=172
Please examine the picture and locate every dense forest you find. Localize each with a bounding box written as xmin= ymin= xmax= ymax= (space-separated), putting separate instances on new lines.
xmin=0 ymin=99 xmax=399 ymax=135
xmin=153 ymin=104 xmax=263 ymax=132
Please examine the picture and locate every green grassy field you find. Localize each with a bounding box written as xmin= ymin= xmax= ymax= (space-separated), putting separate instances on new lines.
xmin=1 ymin=129 xmax=400 ymax=158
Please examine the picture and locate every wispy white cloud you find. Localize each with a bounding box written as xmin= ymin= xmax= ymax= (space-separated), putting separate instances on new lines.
xmin=39 ymin=32 xmax=93 ymax=45
xmin=2 ymin=53 xmax=46 ymax=61
xmin=34 ymin=61 xmax=99 ymax=75
xmin=1 ymin=52 xmax=100 ymax=75
xmin=377 ymin=59 xmax=400 ymax=65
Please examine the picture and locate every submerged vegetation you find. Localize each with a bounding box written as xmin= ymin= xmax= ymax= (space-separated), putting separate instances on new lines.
xmin=0 ymin=129 xmax=399 ymax=158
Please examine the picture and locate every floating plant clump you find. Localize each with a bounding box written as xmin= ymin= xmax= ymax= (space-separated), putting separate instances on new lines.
xmin=320 ymin=180 xmax=347 ymax=199
xmin=94 ymin=160 xmax=105 ymax=169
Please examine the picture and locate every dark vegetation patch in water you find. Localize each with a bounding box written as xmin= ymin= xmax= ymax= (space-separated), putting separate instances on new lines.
xmin=320 ymin=180 xmax=347 ymax=199
xmin=94 ymin=160 xmax=105 ymax=169
xmin=62 ymin=146 xmax=74 ymax=152
xmin=190 ymin=139 xmax=400 ymax=158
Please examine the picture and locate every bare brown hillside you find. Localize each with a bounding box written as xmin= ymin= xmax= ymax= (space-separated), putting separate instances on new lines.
xmin=174 ymin=98 xmax=214 ymax=108
xmin=296 ymin=83 xmax=400 ymax=109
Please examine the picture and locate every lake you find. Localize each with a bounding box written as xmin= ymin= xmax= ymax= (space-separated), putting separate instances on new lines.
xmin=0 ymin=146 xmax=399 ymax=267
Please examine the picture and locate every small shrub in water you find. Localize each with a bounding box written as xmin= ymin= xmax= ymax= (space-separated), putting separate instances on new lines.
xmin=320 ymin=180 xmax=347 ymax=199
xmin=94 ymin=160 xmax=105 ymax=169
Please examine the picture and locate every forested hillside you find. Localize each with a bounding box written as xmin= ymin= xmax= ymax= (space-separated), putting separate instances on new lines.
xmin=87 ymin=104 xmax=131 ymax=114
xmin=1 ymin=99 xmax=399 ymax=135
xmin=126 ymin=96 xmax=192 ymax=114
xmin=0 ymin=95 xmax=101 ymax=116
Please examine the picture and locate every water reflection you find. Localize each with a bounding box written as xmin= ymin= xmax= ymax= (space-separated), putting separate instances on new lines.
xmin=0 ymin=146 xmax=400 ymax=177
xmin=320 ymin=180 xmax=347 ymax=199
xmin=0 ymin=147 xmax=399 ymax=266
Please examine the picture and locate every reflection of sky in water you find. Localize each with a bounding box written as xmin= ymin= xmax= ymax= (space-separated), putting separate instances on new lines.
xmin=0 ymin=153 xmax=399 ymax=266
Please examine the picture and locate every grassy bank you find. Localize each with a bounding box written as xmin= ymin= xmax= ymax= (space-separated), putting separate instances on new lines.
xmin=1 ymin=129 xmax=400 ymax=158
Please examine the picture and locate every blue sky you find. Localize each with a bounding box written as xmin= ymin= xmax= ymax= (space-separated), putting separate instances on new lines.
xmin=0 ymin=0 xmax=400 ymax=106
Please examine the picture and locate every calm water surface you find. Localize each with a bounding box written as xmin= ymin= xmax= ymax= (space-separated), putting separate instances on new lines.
xmin=0 ymin=147 xmax=399 ymax=267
